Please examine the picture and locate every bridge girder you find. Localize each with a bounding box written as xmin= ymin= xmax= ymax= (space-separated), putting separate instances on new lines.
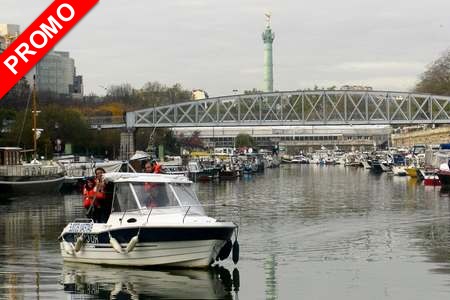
xmin=88 ymin=90 xmax=450 ymax=129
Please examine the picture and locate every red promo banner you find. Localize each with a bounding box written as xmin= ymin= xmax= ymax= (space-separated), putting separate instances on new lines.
xmin=0 ymin=0 xmax=98 ymax=100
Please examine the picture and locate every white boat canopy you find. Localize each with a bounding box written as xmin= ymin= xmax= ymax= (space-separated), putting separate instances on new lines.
xmin=104 ymin=172 xmax=192 ymax=184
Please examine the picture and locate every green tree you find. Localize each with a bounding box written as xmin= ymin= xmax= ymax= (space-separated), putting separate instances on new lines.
xmin=235 ymin=133 xmax=254 ymax=148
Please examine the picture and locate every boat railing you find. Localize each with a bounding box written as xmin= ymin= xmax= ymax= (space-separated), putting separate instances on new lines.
xmin=0 ymin=164 xmax=62 ymax=177
xmin=115 ymin=204 xmax=240 ymax=225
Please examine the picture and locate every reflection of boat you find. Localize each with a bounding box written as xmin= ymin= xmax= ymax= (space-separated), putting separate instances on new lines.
xmin=405 ymin=166 xmax=418 ymax=178
xmin=62 ymin=262 xmax=238 ymax=299
xmin=59 ymin=172 xmax=238 ymax=267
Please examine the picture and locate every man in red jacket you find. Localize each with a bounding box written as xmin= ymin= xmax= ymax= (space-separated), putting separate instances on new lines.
xmin=151 ymin=160 xmax=161 ymax=174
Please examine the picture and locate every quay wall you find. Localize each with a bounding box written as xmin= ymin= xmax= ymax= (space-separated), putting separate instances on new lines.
xmin=391 ymin=126 xmax=450 ymax=147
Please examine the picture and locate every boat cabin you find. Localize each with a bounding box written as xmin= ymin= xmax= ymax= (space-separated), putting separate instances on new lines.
xmin=104 ymin=173 xmax=206 ymax=221
xmin=0 ymin=147 xmax=22 ymax=166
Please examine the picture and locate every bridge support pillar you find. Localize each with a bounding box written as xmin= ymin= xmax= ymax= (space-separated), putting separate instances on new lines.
xmin=119 ymin=130 xmax=135 ymax=161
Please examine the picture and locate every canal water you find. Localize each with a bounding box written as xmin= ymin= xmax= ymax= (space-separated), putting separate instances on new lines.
xmin=1 ymin=165 xmax=450 ymax=299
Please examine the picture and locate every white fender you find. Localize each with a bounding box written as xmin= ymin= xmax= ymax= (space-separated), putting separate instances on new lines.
xmin=63 ymin=241 xmax=74 ymax=255
xmin=109 ymin=235 xmax=123 ymax=253
xmin=74 ymin=236 xmax=84 ymax=252
xmin=125 ymin=235 xmax=139 ymax=253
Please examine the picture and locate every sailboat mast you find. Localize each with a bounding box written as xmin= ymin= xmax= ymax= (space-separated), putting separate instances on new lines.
xmin=32 ymin=75 xmax=37 ymax=160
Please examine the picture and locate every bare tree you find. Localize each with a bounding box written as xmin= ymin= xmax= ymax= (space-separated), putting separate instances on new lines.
xmin=415 ymin=50 xmax=450 ymax=96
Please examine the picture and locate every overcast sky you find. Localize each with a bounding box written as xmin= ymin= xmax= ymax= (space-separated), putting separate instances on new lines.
xmin=3 ymin=0 xmax=450 ymax=97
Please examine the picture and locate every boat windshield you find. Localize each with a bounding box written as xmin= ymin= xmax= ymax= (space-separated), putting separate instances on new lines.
xmin=112 ymin=183 xmax=140 ymax=212
xmin=131 ymin=182 xmax=205 ymax=215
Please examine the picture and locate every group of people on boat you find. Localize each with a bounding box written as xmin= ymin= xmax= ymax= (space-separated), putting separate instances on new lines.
xmin=82 ymin=167 xmax=111 ymax=223
xmin=82 ymin=159 xmax=162 ymax=222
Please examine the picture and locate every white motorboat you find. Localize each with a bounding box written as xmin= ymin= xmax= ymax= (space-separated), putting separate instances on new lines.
xmin=59 ymin=172 xmax=238 ymax=268
xmin=392 ymin=165 xmax=407 ymax=176
xmin=361 ymin=160 xmax=372 ymax=169
xmin=56 ymin=156 xmax=125 ymax=183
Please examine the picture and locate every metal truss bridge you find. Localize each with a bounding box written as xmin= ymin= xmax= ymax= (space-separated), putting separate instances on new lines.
xmin=89 ymin=90 xmax=450 ymax=129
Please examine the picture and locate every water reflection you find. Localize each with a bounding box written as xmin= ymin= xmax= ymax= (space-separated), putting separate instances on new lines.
xmin=3 ymin=166 xmax=450 ymax=299
xmin=61 ymin=263 xmax=239 ymax=299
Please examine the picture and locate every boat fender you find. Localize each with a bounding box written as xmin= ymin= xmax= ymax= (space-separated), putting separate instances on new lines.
xmin=216 ymin=239 xmax=232 ymax=261
xmin=232 ymin=240 xmax=239 ymax=264
xmin=125 ymin=235 xmax=139 ymax=253
xmin=63 ymin=241 xmax=75 ymax=255
xmin=109 ymin=233 xmax=123 ymax=253
xmin=74 ymin=235 xmax=84 ymax=252
xmin=218 ymin=266 xmax=232 ymax=291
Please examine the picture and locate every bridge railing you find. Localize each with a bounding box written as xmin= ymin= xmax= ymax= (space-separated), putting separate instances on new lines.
xmin=87 ymin=116 xmax=125 ymax=128
xmin=91 ymin=90 xmax=450 ymax=128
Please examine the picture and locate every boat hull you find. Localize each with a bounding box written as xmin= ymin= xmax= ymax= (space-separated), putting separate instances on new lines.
xmin=60 ymin=225 xmax=235 ymax=267
xmin=61 ymin=239 xmax=226 ymax=267
xmin=437 ymin=171 xmax=450 ymax=186
xmin=0 ymin=175 xmax=64 ymax=195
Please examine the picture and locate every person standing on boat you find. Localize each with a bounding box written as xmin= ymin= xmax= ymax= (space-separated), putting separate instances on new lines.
xmin=82 ymin=179 xmax=96 ymax=211
xmin=144 ymin=160 xmax=153 ymax=173
xmin=144 ymin=159 xmax=161 ymax=174
xmin=90 ymin=167 xmax=112 ymax=223
xmin=82 ymin=178 xmax=105 ymax=222
xmin=151 ymin=160 xmax=162 ymax=174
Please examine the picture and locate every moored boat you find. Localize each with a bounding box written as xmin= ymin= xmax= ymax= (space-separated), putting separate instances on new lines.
xmin=421 ymin=168 xmax=440 ymax=186
xmin=0 ymin=79 xmax=65 ymax=196
xmin=0 ymin=147 xmax=65 ymax=195
xmin=59 ymin=172 xmax=238 ymax=267
xmin=392 ymin=166 xmax=407 ymax=176
xmin=437 ymin=170 xmax=450 ymax=186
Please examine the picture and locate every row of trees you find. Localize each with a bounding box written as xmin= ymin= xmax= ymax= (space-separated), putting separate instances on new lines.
xmin=103 ymin=82 xmax=193 ymax=110
xmin=0 ymin=80 xmax=204 ymax=159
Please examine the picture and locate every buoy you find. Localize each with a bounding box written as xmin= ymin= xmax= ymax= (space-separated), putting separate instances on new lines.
xmin=63 ymin=241 xmax=74 ymax=255
xmin=216 ymin=240 xmax=232 ymax=261
xmin=74 ymin=235 xmax=84 ymax=252
xmin=125 ymin=235 xmax=139 ymax=253
xmin=232 ymin=240 xmax=239 ymax=264
xmin=109 ymin=233 xmax=122 ymax=253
